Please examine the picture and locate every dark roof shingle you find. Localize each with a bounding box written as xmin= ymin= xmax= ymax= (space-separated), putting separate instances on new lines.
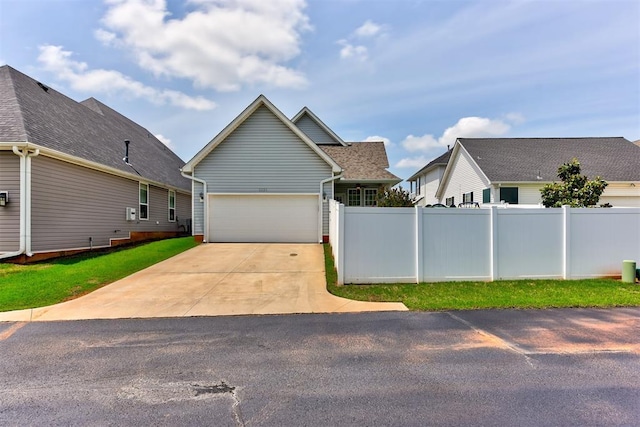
xmin=0 ymin=65 xmax=190 ymax=191
xmin=458 ymin=137 xmax=640 ymax=182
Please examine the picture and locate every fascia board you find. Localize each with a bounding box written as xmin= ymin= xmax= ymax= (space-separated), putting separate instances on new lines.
xmin=8 ymin=142 xmax=190 ymax=195
xmin=291 ymin=107 xmax=347 ymax=146
xmin=435 ymin=141 xmax=492 ymax=199
xmin=184 ymin=95 xmax=342 ymax=174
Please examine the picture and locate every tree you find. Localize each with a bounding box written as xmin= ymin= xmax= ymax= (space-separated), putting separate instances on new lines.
xmin=540 ymin=158 xmax=608 ymax=207
xmin=376 ymin=186 xmax=414 ymax=207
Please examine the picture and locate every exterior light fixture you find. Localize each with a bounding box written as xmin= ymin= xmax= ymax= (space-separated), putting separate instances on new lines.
xmin=0 ymin=191 xmax=8 ymax=207
xmin=199 ymin=192 xmax=204 ymax=202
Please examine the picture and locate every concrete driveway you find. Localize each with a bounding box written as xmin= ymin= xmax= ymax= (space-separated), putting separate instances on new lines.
xmin=0 ymin=244 xmax=407 ymax=321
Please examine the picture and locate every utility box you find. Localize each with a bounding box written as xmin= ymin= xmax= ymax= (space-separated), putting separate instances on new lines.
xmin=126 ymin=207 xmax=136 ymax=221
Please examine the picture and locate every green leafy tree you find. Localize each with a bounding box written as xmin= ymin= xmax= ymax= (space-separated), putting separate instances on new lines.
xmin=376 ymin=186 xmax=414 ymax=207
xmin=540 ymin=158 xmax=608 ymax=207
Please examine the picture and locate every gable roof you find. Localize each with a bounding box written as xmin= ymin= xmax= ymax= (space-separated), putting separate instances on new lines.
xmin=0 ymin=65 xmax=190 ymax=191
xmin=291 ymin=107 xmax=346 ymax=146
xmin=182 ymin=95 xmax=342 ymax=173
xmin=456 ymin=137 xmax=640 ymax=182
xmin=320 ymin=142 xmax=401 ymax=183
xmin=406 ymin=149 xmax=452 ymax=181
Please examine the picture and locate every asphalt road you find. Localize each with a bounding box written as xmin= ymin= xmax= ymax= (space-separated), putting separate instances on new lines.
xmin=1 ymin=309 xmax=639 ymax=426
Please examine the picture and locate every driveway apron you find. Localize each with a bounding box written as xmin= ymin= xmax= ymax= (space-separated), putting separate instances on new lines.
xmin=0 ymin=244 xmax=407 ymax=321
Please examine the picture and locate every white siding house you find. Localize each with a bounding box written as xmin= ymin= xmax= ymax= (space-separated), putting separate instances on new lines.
xmin=426 ymin=137 xmax=640 ymax=208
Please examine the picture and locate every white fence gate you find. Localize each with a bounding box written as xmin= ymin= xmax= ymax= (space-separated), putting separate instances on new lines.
xmin=328 ymin=200 xmax=640 ymax=284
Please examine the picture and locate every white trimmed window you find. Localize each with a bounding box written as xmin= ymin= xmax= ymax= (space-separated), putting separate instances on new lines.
xmin=347 ymin=188 xmax=361 ymax=206
xmin=168 ymin=190 xmax=176 ymax=222
xmin=364 ymin=188 xmax=378 ymax=206
xmin=139 ymin=183 xmax=149 ymax=220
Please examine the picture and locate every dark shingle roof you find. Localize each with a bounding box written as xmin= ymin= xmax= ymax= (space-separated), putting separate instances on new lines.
xmin=320 ymin=142 xmax=401 ymax=182
xmin=407 ymin=149 xmax=451 ymax=181
xmin=458 ymin=137 xmax=640 ymax=182
xmin=0 ymin=65 xmax=190 ymax=191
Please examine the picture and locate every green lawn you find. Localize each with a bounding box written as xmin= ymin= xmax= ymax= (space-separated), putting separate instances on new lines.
xmin=0 ymin=237 xmax=198 ymax=312
xmin=324 ymin=244 xmax=640 ymax=311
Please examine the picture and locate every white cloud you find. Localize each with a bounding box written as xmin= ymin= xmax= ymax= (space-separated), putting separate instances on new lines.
xmin=338 ymin=19 xmax=387 ymax=61
xmin=364 ymin=135 xmax=392 ymax=147
xmin=338 ymin=40 xmax=368 ymax=61
xmin=395 ymin=156 xmax=429 ymax=169
xmin=355 ymin=20 xmax=383 ymax=38
xmin=401 ymin=134 xmax=439 ymax=152
xmin=154 ymin=133 xmax=174 ymax=149
xmin=98 ymin=0 xmax=310 ymax=91
xmin=439 ymin=116 xmax=511 ymax=147
xmin=401 ymin=115 xmax=518 ymax=154
xmin=37 ymin=45 xmax=216 ymax=110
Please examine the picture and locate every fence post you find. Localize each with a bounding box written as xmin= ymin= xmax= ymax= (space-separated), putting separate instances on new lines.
xmin=415 ymin=206 xmax=423 ymax=284
xmin=562 ymin=205 xmax=571 ymax=279
xmin=337 ymin=202 xmax=345 ymax=285
xmin=490 ymin=206 xmax=498 ymax=281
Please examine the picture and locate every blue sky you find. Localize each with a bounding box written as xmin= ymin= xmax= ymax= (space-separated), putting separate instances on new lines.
xmin=1 ymin=0 xmax=638 ymax=181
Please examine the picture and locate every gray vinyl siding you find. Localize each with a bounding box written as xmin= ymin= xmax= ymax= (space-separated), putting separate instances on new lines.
xmin=30 ymin=156 xmax=190 ymax=252
xmin=194 ymin=105 xmax=333 ymax=235
xmin=295 ymin=114 xmax=339 ymax=144
xmin=0 ymin=151 xmax=20 ymax=251
xmin=192 ymin=181 xmax=205 ymax=235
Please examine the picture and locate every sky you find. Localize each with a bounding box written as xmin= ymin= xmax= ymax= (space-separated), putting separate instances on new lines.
xmin=1 ymin=0 xmax=638 ymax=182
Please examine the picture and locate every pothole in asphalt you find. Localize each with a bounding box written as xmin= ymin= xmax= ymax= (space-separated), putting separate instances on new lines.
xmin=118 ymin=378 xmax=236 ymax=403
xmin=193 ymin=382 xmax=235 ymax=396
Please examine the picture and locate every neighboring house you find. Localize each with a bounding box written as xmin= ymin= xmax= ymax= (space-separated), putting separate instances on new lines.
xmin=180 ymin=95 xmax=401 ymax=243
xmin=406 ymin=149 xmax=451 ymax=206
xmin=417 ymin=137 xmax=640 ymax=207
xmin=0 ymin=65 xmax=191 ymax=262
xmin=635 ymin=139 xmax=640 ymax=148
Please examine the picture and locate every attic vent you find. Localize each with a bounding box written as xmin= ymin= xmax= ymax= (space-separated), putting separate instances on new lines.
xmin=36 ymin=82 xmax=49 ymax=92
xmin=123 ymin=139 xmax=130 ymax=164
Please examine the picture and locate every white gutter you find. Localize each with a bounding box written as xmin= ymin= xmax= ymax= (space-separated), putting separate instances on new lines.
xmin=0 ymin=147 xmax=27 ymax=260
xmin=180 ymin=170 xmax=208 ymax=242
xmin=319 ymin=174 xmax=343 ymax=243
xmin=24 ymin=148 xmax=40 ymax=256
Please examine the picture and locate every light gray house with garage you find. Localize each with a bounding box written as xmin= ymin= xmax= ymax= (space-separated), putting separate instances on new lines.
xmin=0 ymin=65 xmax=191 ymax=262
xmin=181 ymin=95 xmax=401 ymax=243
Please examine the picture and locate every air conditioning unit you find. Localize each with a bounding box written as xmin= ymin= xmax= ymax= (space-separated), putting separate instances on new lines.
xmin=126 ymin=207 xmax=136 ymax=221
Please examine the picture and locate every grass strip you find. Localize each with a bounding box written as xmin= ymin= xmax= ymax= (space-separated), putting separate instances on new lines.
xmin=323 ymin=244 xmax=640 ymax=311
xmin=0 ymin=237 xmax=198 ymax=312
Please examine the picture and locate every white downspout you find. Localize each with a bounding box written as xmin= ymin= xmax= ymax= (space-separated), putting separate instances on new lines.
xmin=24 ymin=148 xmax=39 ymax=256
xmin=0 ymin=147 xmax=27 ymax=260
xmin=180 ymin=170 xmax=208 ymax=242
xmin=319 ymin=173 xmax=343 ymax=243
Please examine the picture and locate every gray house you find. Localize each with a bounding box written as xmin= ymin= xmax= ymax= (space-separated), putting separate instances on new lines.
xmin=0 ymin=65 xmax=191 ymax=262
xmin=181 ymin=95 xmax=401 ymax=243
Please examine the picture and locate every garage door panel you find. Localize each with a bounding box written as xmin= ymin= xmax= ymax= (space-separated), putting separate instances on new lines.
xmin=209 ymin=194 xmax=319 ymax=243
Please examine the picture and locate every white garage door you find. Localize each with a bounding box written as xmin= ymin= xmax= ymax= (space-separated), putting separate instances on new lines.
xmin=208 ymin=194 xmax=319 ymax=243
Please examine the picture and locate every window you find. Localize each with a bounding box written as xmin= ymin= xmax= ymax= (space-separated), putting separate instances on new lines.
xmin=416 ymin=177 xmax=422 ymax=195
xmin=364 ymin=189 xmax=378 ymax=206
xmin=500 ymin=187 xmax=519 ymax=204
xmin=463 ymin=192 xmax=474 ymax=204
xmin=483 ymin=188 xmax=491 ymax=204
xmin=446 ymin=196 xmax=455 ymax=207
xmin=168 ymin=190 xmax=176 ymax=222
xmin=347 ymin=188 xmax=361 ymax=206
xmin=139 ymin=183 xmax=149 ymax=220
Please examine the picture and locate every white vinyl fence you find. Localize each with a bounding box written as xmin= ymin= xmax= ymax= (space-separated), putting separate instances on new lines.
xmin=328 ymin=200 xmax=640 ymax=284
